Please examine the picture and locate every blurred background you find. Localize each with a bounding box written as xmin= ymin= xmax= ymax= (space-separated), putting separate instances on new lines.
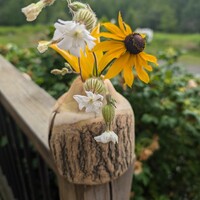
xmin=0 ymin=0 xmax=200 ymax=200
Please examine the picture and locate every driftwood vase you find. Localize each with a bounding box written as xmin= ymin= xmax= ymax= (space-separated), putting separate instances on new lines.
xmin=49 ymin=77 xmax=135 ymax=185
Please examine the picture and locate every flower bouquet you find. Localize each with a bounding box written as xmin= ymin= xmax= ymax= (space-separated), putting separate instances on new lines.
xmin=22 ymin=0 xmax=157 ymax=185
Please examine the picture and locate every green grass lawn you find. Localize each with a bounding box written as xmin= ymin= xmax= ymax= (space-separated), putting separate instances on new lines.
xmin=146 ymin=32 xmax=200 ymax=67
xmin=0 ymin=25 xmax=49 ymax=48
xmin=0 ymin=25 xmax=200 ymax=67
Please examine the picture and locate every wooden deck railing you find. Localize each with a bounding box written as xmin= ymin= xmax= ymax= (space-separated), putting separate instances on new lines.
xmin=0 ymin=55 xmax=132 ymax=200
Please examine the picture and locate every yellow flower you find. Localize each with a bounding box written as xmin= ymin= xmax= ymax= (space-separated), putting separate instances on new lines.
xmin=50 ymin=24 xmax=103 ymax=81
xmin=93 ymin=12 xmax=158 ymax=87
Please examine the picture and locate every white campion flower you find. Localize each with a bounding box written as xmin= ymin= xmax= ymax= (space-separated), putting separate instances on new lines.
xmin=52 ymin=20 xmax=96 ymax=57
xmin=21 ymin=1 xmax=45 ymax=22
xmin=73 ymin=91 xmax=103 ymax=114
xmin=94 ymin=131 xmax=118 ymax=144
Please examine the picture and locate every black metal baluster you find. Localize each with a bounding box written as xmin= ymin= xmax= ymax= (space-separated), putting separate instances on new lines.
xmin=6 ymin=113 xmax=29 ymax=200
xmin=0 ymin=105 xmax=20 ymax=199
xmin=21 ymin=133 xmax=36 ymax=200
xmin=41 ymin=156 xmax=52 ymax=200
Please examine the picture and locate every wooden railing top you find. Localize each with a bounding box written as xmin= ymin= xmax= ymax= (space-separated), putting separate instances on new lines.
xmin=0 ymin=55 xmax=56 ymax=171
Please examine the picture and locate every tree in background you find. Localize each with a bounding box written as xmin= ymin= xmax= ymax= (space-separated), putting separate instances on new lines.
xmin=0 ymin=0 xmax=199 ymax=31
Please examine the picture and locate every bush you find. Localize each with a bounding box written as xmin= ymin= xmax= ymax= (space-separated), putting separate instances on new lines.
xmin=113 ymin=50 xmax=200 ymax=200
xmin=0 ymin=43 xmax=75 ymax=98
xmin=1 ymin=45 xmax=200 ymax=199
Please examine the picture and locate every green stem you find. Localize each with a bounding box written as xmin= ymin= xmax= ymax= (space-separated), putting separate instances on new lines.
xmin=92 ymin=52 xmax=98 ymax=77
xmin=99 ymin=58 xmax=115 ymax=76
xmin=78 ymin=57 xmax=84 ymax=82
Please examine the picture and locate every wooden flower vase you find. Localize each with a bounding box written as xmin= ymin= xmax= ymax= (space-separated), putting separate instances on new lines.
xmin=48 ymin=77 xmax=135 ymax=185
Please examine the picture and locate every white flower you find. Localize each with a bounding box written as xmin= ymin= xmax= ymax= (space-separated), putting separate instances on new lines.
xmin=52 ymin=20 xmax=96 ymax=57
xmin=21 ymin=1 xmax=45 ymax=22
xmin=73 ymin=91 xmax=103 ymax=114
xmin=94 ymin=131 xmax=118 ymax=144
xmin=37 ymin=41 xmax=52 ymax=53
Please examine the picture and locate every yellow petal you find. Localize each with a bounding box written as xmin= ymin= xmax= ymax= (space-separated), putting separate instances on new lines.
xmin=94 ymin=51 xmax=103 ymax=67
xmin=102 ymin=22 xmax=126 ymax=38
xmin=93 ymin=40 xmax=124 ymax=52
xmin=143 ymin=64 xmax=153 ymax=71
xmin=138 ymin=53 xmax=153 ymax=71
xmin=118 ymin=12 xmax=126 ymax=33
xmin=124 ymin=22 xmax=132 ymax=35
xmin=80 ymin=50 xmax=94 ymax=80
xmin=91 ymin=24 xmax=101 ymax=43
xmin=140 ymin=52 xmax=158 ymax=65
xmin=99 ymin=32 xmax=124 ymax=41
xmin=105 ymin=52 xmax=130 ymax=79
xmin=50 ymin=44 xmax=79 ymax=72
xmin=135 ymin=55 xmax=150 ymax=83
xmin=91 ymin=24 xmax=100 ymax=36
xmin=123 ymin=54 xmax=135 ymax=87
xmin=98 ymin=47 xmax=126 ymax=73
xmin=123 ymin=65 xmax=134 ymax=87
xmin=140 ymin=34 xmax=146 ymax=39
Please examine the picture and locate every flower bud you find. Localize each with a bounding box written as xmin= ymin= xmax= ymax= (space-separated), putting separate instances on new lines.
xmin=51 ymin=67 xmax=70 ymax=76
xmin=51 ymin=69 xmax=62 ymax=75
xmin=102 ymin=104 xmax=115 ymax=125
xmin=84 ymin=78 xmax=106 ymax=95
xmin=43 ymin=0 xmax=56 ymax=6
xmin=68 ymin=2 xmax=88 ymax=12
xmin=61 ymin=67 xmax=69 ymax=75
xmin=37 ymin=40 xmax=52 ymax=53
xmin=21 ymin=1 xmax=46 ymax=22
xmin=73 ymin=8 xmax=97 ymax=31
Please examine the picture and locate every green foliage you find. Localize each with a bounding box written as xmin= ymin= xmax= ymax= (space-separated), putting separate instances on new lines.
xmin=113 ymin=50 xmax=200 ymax=200
xmin=1 ymin=44 xmax=200 ymax=199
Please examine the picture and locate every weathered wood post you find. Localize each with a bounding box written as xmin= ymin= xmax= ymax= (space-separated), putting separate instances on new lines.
xmin=49 ymin=77 xmax=135 ymax=199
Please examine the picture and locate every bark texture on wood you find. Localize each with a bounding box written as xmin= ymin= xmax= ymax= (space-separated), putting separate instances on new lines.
xmin=49 ymin=77 xmax=135 ymax=185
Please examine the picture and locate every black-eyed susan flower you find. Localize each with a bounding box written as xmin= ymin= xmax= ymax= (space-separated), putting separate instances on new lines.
xmin=93 ymin=12 xmax=158 ymax=87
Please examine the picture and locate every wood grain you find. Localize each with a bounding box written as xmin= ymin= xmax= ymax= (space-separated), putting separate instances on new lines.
xmin=0 ymin=55 xmax=56 ymax=171
xmin=49 ymin=77 xmax=135 ymax=185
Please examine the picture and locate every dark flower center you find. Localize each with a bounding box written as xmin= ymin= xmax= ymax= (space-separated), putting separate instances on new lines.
xmin=124 ymin=33 xmax=145 ymax=54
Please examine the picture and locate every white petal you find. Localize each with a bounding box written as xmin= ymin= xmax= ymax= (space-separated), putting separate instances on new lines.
xmin=69 ymin=47 xmax=81 ymax=57
xmin=78 ymin=102 xmax=85 ymax=110
xmin=93 ymin=101 xmax=103 ymax=108
xmin=85 ymin=91 xmax=94 ymax=98
xmin=73 ymin=95 xmax=83 ymax=104
xmin=93 ymin=93 xmax=104 ymax=101
xmin=57 ymin=38 xmax=73 ymax=51
xmin=52 ymin=29 xmax=63 ymax=40
xmin=85 ymin=105 xmax=95 ymax=113
xmin=94 ymin=131 xmax=118 ymax=144
xmin=86 ymin=40 xmax=96 ymax=50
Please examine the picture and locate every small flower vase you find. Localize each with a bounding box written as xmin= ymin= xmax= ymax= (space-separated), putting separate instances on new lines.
xmin=49 ymin=77 xmax=135 ymax=185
